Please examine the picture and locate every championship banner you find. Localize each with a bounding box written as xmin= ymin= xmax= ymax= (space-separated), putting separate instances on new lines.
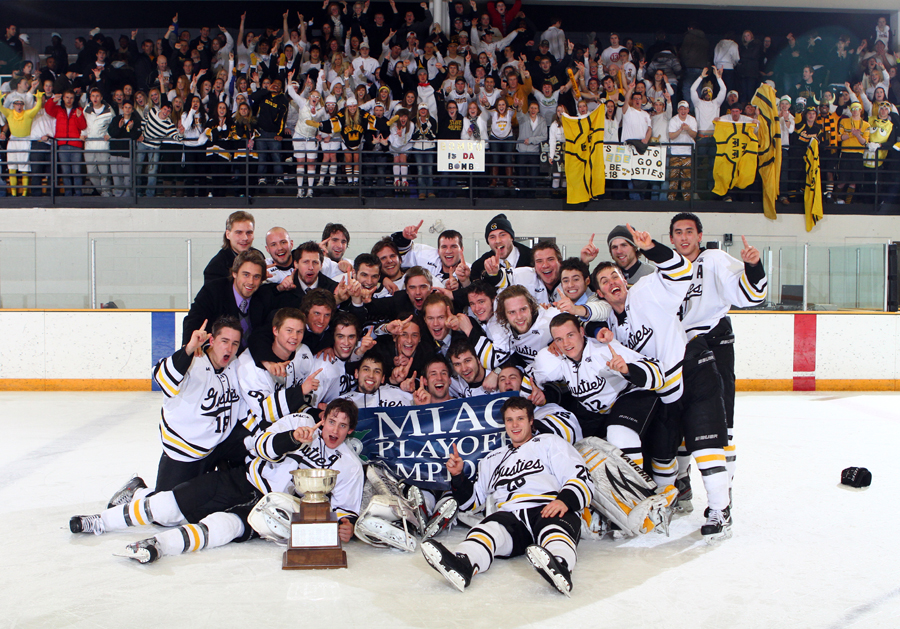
xmin=437 ymin=140 xmax=485 ymax=172
xmin=351 ymin=393 xmax=515 ymax=491
xmin=804 ymin=138 xmax=823 ymax=232
xmin=751 ymin=84 xmax=782 ymax=220
xmin=712 ymin=120 xmax=760 ymax=196
xmin=562 ymin=108 xmax=605 ymax=203
xmin=604 ymin=145 xmax=667 ymax=181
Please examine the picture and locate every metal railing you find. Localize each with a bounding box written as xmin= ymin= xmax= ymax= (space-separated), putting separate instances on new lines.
xmin=1 ymin=139 xmax=897 ymax=210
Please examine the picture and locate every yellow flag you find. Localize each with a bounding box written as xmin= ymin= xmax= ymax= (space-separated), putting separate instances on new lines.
xmin=751 ymin=84 xmax=782 ymax=220
xmin=712 ymin=120 xmax=759 ymax=196
xmin=562 ymin=108 xmax=605 ymax=203
xmin=804 ymin=138 xmax=823 ymax=232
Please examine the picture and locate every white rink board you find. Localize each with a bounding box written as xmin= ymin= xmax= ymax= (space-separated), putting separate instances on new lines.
xmin=1 ymin=391 xmax=899 ymax=628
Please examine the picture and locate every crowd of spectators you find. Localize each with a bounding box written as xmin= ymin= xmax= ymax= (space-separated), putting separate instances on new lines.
xmin=0 ymin=7 xmax=898 ymax=204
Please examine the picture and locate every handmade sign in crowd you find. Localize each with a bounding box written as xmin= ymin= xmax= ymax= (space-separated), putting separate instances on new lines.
xmin=437 ymin=140 xmax=486 ymax=172
xmin=351 ymin=393 xmax=515 ymax=490
xmin=604 ymin=145 xmax=667 ymax=181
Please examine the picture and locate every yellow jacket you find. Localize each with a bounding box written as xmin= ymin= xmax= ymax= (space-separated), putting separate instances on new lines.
xmin=0 ymin=92 xmax=44 ymax=138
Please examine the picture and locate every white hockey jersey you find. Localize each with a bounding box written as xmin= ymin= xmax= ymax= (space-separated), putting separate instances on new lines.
xmin=679 ymin=249 xmax=767 ymax=339
xmin=484 ymin=306 xmax=561 ymax=368
xmin=449 ymin=375 xmax=487 ymax=398
xmin=456 ymin=433 xmax=592 ymax=514
xmin=247 ymin=412 xmax=364 ymax=520
xmin=339 ymin=384 xmax=413 ymax=408
xmin=153 ymin=349 xmax=244 ymax=462
xmin=307 ymin=354 xmax=355 ymax=408
xmin=533 ymin=403 xmax=583 ymax=445
xmin=236 ymin=344 xmax=314 ymax=426
xmin=531 ymin=338 xmax=664 ymax=415
xmin=396 ymin=241 xmax=455 ymax=287
xmin=494 ymin=266 xmax=553 ymax=305
xmin=549 ymin=285 xmax=613 ymax=323
xmin=264 ymin=258 xmax=294 ymax=285
xmin=604 ymin=245 xmax=693 ymax=403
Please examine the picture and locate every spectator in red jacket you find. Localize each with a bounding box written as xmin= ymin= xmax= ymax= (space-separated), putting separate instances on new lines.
xmin=44 ymin=90 xmax=87 ymax=196
xmin=485 ymin=0 xmax=521 ymax=36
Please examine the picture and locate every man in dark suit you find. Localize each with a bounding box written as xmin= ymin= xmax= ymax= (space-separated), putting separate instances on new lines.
xmin=203 ymin=211 xmax=260 ymax=285
xmin=182 ymin=250 xmax=271 ymax=348
xmin=272 ymin=240 xmax=339 ymax=308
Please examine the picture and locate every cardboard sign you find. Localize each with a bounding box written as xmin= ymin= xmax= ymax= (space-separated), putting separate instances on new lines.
xmin=438 ymin=140 xmax=485 ymax=172
xmin=604 ymin=145 xmax=667 ymax=181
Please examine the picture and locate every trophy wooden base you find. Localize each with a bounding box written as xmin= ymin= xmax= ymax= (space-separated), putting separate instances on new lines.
xmin=282 ymin=547 xmax=348 ymax=570
xmin=281 ymin=501 xmax=348 ymax=570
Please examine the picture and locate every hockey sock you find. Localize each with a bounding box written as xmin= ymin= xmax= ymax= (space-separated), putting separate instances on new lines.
xmin=651 ymin=458 xmax=677 ymax=488
xmin=457 ymin=520 xmax=513 ymax=575
xmin=400 ymin=165 xmax=408 ymax=182
xmin=676 ymin=440 xmax=691 ymax=480
xmin=725 ymin=428 xmax=736 ymax=486
xmin=9 ymin=171 xmax=17 ymax=196
xmin=536 ymin=524 xmax=577 ymax=570
xmin=692 ymin=448 xmax=729 ymax=510
xmin=153 ymin=512 xmax=244 ymax=557
xmin=393 ymin=165 xmax=400 ymax=178
xmin=307 ymin=164 xmax=316 ymax=188
xmin=552 ymin=173 xmax=560 ymax=189
xmin=100 ymin=491 xmax=183 ymax=531
xmin=328 ymin=164 xmax=337 ymax=182
xmin=606 ymin=425 xmax=643 ymax=467
xmin=21 ymin=176 xmax=29 ymax=196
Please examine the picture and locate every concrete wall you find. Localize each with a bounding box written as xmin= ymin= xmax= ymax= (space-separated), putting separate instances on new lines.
xmin=1 ymin=310 xmax=896 ymax=391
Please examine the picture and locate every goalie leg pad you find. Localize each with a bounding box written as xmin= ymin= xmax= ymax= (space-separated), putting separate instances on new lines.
xmin=355 ymin=514 xmax=418 ymax=552
xmin=355 ymin=495 xmax=418 ymax=551
xmin=576 ymin=436 xmax=674 ymax=537
xmin=246 ymin=492 xmax=303 ymax=544
xmin=366 ymin=462 xmax=405 ymax=498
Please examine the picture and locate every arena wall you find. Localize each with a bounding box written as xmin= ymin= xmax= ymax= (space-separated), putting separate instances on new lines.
xmin=1 ymin=310 xmax=896 ymax=391
xmin=5 ymin=206 xmax=899 ymax=243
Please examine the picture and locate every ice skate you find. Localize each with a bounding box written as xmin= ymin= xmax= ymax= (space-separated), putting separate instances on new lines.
xmin=107 ymin=476 xmax=147 ymax=509
xmin=421 ymin=540 xmax=473 ymax=592
xmin=700 ymin=506 xmax=732 ymax=544
xmin=117 ymin=537 xmax=162 ymax=564
xmin=526 ymin=545 xmax=572 ymax=597
xmin=423 ymin=496 xmax=458 ymax=540
xmin=69 ymin=514 xmax=104 ymax=535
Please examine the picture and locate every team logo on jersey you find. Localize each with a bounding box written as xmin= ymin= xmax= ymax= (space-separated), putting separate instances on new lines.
xmin=516 ymin=344 xmax=538 ymax=357
xmin=491 ymin=458 xmax=545 ymax=491
xmin=572 ymin=376 xmax=606 ymax=397
xmin=625 ymin=325 xmax=654 ymax=353
xmin=290 ymin=445 xmax=341 ymax=469
xmin=201 ymin=386 xmax=241 ymax=411
xmin=678 ymin=283 xmax=704 ymax=319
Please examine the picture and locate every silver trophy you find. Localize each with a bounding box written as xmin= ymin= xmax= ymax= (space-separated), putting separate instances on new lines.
xmin=291 ymin=468 xmax=340 ymax=504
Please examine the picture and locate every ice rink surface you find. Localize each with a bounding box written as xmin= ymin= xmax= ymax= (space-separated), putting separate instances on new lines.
xmin=1 ymin=391 xmax=898 ymax=629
